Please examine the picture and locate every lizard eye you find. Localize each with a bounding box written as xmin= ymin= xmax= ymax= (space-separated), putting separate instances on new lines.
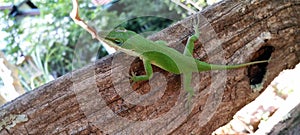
xmin=114 ymin=39 xmax=123 ymax=45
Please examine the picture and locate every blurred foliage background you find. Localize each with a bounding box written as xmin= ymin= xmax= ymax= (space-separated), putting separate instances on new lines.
xmin=0 ymin=0 xmax=219 ymax=104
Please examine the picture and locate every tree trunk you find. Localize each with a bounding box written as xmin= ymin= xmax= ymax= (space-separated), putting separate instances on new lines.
xmin=269 ymin=99 xmax=300 ymax=135
xmin=0 ymin=0 xmax=299 ymax=134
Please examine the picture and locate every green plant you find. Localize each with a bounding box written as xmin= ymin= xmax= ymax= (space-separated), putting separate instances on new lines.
xmin=0 ymin=0 xmax=196 ymax=91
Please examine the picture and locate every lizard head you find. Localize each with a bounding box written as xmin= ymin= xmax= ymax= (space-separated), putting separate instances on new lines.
xmin=105 ymin=27 xmax=137 ymax=45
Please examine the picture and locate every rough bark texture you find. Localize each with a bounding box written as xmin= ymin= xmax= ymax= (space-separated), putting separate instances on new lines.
xmin=214 ymin=63 xmax=300 ymax=134
xmin=0 ymin=0 xmax=299 ymax=134
xmin=269 ymin=102 xmax=300 ymax=135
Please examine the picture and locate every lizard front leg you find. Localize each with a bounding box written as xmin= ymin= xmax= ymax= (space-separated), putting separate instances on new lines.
xmin=131 ymin=59 xmax=153 ymax=82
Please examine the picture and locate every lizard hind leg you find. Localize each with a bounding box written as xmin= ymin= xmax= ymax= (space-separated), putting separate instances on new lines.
xmin=183 ymin=72 xmax=194 ymax=109
xmin=183 ymin=30 xmax=199 ymax=57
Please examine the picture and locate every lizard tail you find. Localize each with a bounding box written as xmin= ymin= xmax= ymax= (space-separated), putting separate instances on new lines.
xmin=196 ymin=60 xmax=269 ymax=71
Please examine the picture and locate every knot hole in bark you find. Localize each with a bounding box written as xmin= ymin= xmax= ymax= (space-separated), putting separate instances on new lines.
xmin=248 ymin=46 xmax=274 ymax=85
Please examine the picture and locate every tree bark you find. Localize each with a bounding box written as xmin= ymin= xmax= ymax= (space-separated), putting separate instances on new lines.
xmin=0 ymin=0 xmax=299 ymax=134
xmin=269 ymin=101 xmax=300 ymax=135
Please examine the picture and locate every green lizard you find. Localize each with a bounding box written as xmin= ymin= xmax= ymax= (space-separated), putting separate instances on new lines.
xmin=70 ymin=0 xmax=268 ymax=102
xmin=104 ymin=27 xmax=267 ymax=99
